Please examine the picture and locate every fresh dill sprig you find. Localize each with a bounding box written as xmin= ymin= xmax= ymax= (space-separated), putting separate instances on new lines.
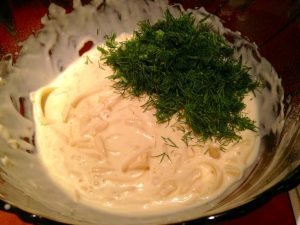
xmin=161 ymin=136 xmax=178 ymax=148
xmin=84 ymin=55 xmax=93 ymax=65
xmin=151 ymin=152 xmax=171 ymax=163
xmin=98 ymin=10 xmax=259 ymax=144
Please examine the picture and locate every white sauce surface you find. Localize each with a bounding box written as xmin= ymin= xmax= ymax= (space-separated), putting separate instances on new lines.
xmin=31 ymin=34 xmax=260 ymax=212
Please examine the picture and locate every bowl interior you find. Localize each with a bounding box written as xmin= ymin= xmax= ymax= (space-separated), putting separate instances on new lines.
xmin=0 ymin=0 xmax=299 ymax=225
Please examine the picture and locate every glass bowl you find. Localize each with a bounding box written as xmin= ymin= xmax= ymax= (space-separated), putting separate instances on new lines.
xmin=0 ymin=0 xmax=299 ymax=225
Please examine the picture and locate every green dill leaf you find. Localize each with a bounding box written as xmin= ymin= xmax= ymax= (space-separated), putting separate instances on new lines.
xmin=97 ymin=46 xmax=108 ymax=55
xmin=161 ymin=136 xmax=178 ymax=148
xmin=100 ymin=10 xmax=259 ymax=145
xmin=151 ymin=152 xmax=171 ymax=163
xmin=84 ymin=55 xmax=93 ymax=65
xmin=104 ymin=33 xmax=117 ymax=48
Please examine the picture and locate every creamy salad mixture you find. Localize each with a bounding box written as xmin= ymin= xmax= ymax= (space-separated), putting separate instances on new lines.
xmin=31 ymin=34 xmax=260 ymax=212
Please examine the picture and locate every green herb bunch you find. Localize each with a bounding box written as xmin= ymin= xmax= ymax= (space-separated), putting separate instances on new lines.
xmin=98 ymin=10 xmax=259 ymax=144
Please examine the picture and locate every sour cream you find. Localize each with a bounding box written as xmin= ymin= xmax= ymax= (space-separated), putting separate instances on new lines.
xmin=31 ymin=34 xmax=260 ymax=213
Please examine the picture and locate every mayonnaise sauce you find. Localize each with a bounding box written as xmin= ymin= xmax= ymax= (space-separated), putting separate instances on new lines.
xmin=31 ymin=33 xmax=260 ymax=212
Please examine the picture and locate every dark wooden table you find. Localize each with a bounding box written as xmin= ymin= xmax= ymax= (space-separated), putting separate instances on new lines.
xmin=0 ymin=0 xmax=299 ymax=224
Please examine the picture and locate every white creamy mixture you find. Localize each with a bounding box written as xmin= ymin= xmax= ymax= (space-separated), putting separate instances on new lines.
xmin=31 ymin=35 xmax=260 ymax=212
